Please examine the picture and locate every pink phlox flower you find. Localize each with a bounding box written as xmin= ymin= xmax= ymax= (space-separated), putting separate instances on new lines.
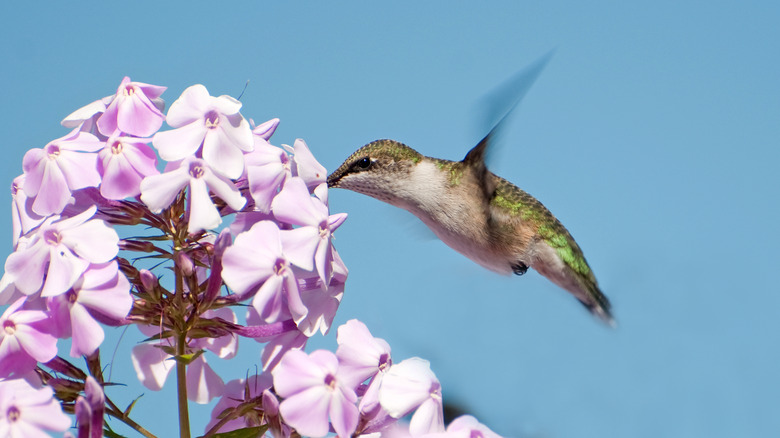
xmin=153 ymin=84 xmax=253 ymax=179
xmin=96 ymin=76 xmax=166 ymax=137
xmin=244 ymin=143 xmax=292 ymax=214
xmin=187 ymin=353 xmax=226 ymax=404
xmin=0 ymin=377 xmax=72 ymax=436
xmin=272 ymin=349 xmax=359 ymax=438
xmin=4 ymin=206 xmax=119 ymax=298
xmin=222 ymin=221 xmax=307 ymax=325
xmin=61 ymin=95 xmax=113 ymax=138
xmin=243 ymin=308 xmax=308 ymax=372
xmin=228 ymin=210 xmax=276 ymax=236
xmin=140 ymin=157 xmax=246 ymax=234
xmin=287 ymin=139 xmax=327 ymax=195
xmin=98 ymin=133 xmax=159 ymax=200
xmin=0 ymin=298 xmax=58 ymax=378
xmin=336 ymin=320 xmax=392 ymax=414
xmin=22 ymin=129 xmax=103 ymax=216
xmin=271 ymin=177 xmax=348 ymax=286
xmin=47 ymin=261 xmax=132 ymax=357
xmin=205 ymin=374 xmax=274 ymax=435
xmin=130 ymin=325 xmax=225 ymax=404
xmin=11 ymin=175 xmax=46 ymax=248
xmin=295 ymin=271 xmax=344 ymax=337
xmin=379 ymin=358 xmax=445 ymax=436
xmin=420 ymin=415 xmax=502 ymax=438
xmin=190 ymin=308 xmax=238 ymax=360
xmin=250 ymin=117 xmax=280 ymax=141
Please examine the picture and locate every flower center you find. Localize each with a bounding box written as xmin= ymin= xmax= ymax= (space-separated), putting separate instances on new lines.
xmin=429 ymin=382 xmax=442 ymax=401
xmin=3 ymin=320 xmax=16 ymax=336
xmin=46 ymin=144 xmax=61 ymax=158
xmin=43 ymin=229 xmax=61 ymax=245
xmin=189 ymin=163 xmax=205 ymax=179
xmin=11 ymin=181 xmax=19 ymax=196
xmin=470 ymin=431 xmax=485 ymax=438
xmin=204 ymin=110 xmax=220 ymax=129
xmin=378 ymin=353 xmax=391 ymax=372
xmin=318 ymin=220 xmax=329 ymax=239
xmin=67 ymin=289 xmax=78 ymax=304
xmin=324 ymin=373 xmax=337 ymax=390
xmin=6 ymin=406 xmax=20 ymax=422
xmin=111 ymin=140 xmax=123 ymax=154
xmin=273 ymin=258 xmax=287 ymax=276
xmin=123 ymin=85 xmax=135 ymax=97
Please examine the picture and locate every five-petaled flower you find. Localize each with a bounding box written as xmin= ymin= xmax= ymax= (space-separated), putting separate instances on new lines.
xmin=153 ymin=84 xmax=253 ymax=179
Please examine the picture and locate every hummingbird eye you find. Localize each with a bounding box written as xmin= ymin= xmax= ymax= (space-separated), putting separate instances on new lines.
xmin=353 ymin=157 xmax=372 ymax=171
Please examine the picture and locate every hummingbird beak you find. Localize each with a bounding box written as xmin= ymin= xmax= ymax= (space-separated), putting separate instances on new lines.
xmin=326 ymin=171 xmax=341 ymax=188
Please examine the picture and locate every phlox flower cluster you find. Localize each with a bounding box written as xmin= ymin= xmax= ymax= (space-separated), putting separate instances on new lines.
xmin=0 ymin=78 xmax=501 ymax=438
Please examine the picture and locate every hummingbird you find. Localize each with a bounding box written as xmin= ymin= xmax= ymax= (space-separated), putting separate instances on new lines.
xmin=326 ymin=56 xmax=614 ymax=326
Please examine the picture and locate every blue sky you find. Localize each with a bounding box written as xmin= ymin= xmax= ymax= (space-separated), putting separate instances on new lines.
xmin=2 ymin=2 xmax=779 ymax=437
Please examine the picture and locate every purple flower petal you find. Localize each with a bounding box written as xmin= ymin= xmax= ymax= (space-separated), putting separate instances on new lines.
xmin=186 ymin=355 xmax=225 ymax=404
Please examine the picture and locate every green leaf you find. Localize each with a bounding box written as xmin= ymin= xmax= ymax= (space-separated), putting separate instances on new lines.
xmin=124 ymin=394 xmax=143 ymax=416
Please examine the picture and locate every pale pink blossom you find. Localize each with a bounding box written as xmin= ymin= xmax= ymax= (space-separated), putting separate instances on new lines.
xmin=153 ymin=84 xmax=253 ymax=179
xmin=11 ymin=175 xmax=45 ymax=247
xmin=22 ymin=129 xmax=103 ymax=216
xmin=96 ymin=76 xmax=166 ymax=137
xmin=273 ymin=349 xmax=358 ymax=438
xmin=421 ymin=415 xmax=502 ymax=438
xmin=0 ymin=298 xmax=58 ymax=378
xmin=380 ymin=358 xmax=445 ymax=436
xmin=272 ymin=177 xmax=347 ymax=285
xmin=4 ymin=207 xmax=119 ymax=298
xmin=98 ymin=134 xmax=159 ymax=199
xmin=47 ymin=261 xmax=132 ymax=357
xmin=140 ymin=157 xmax=246 ymax=234
xmin=244 ymin=144 xmax=292 ymax=213
xmin=0 ymin=378 xmax=71 ymax=436
xmin=221 ymin=221 xmax=307 ymax=325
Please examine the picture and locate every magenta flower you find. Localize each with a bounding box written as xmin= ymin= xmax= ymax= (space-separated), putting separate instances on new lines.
xmin=140 ymin=157 xmax=246 ymax=234
xmin=0 ymin=298 xmax=58 ymax=378
xmin=0 ymin=378 xmax=71 ymax=436
xmin=97 ymin=134 xmax=159 ymax=200
xmin=380 ymin=358 xmax=445 ymax=436
xmin=272 ymin=349 xmax=359 ymax=438
xmin=47 ymin=261 xmax=132 ymax=357
xmin=22 ymin=129 xmax=103 ymax=216
xmin=271 ymin=177 xmax=347 ymax=285
xmin=4 ymin=207 xmax=119 ymax=298
xmin=96 ymin=76 xmax=166 ymax=137
xmin=153 ymin=84 xmax=253 ymax=179
xmin=221 ymin=221 xmax=307 ymax=324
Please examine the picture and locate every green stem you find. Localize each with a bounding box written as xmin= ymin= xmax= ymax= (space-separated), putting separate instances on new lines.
xmin=176 ymin=332 xmax=191 ymax=438
xmin=175 ymin=260 xmax=191 ymax=438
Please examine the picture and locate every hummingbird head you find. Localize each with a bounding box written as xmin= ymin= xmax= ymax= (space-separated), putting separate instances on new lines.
xmin=327 ymin=139 xmax=425 ymax=205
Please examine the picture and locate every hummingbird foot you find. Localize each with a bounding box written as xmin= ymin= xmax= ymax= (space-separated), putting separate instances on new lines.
xmin=511 ymin=262 xmax=528 ymax=276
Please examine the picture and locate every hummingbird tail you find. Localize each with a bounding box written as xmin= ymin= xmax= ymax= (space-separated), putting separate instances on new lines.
xmin=579 ymin=284 xmax=616 ymax=328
